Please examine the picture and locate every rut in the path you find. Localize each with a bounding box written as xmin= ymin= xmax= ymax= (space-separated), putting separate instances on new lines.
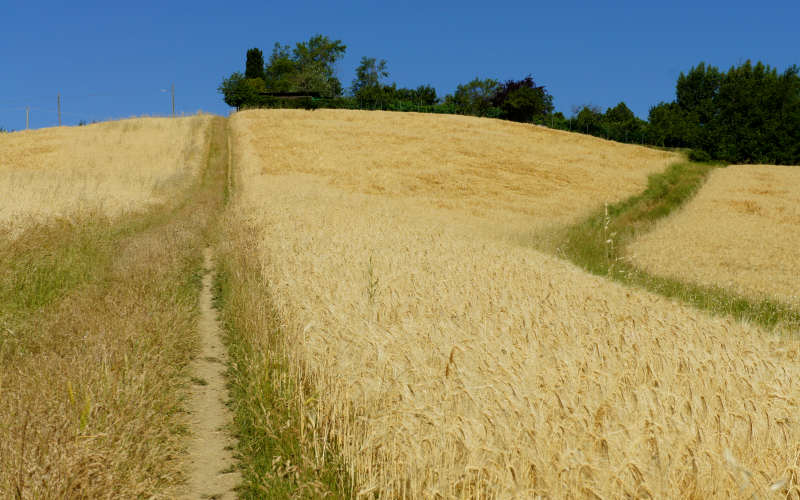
xmin=182 ymin=248 xmax=240 ymax=499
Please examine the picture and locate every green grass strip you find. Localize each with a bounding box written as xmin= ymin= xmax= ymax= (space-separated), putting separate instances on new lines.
xmin=213 ymin=227 xmax=352 ymax=499
xmin=539 ymin=161 xmax=800 ymax=332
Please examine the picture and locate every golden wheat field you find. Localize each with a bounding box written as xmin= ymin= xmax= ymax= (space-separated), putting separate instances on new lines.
xmin=0 ymin=115 xmax=211 ymax=237
xmin=229 ymin=110 xmax=800 ymax=497
xmin=628 ymin=164 xmax=800 ymax=308
xmin=238 ymin=109 xmax=677 ymax=237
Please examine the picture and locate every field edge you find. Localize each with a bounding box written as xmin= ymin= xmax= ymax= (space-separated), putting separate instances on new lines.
xmin=213 ymin=216 xmax=354 ymax=499
xmin=534 ymin=160 xmax=800 ymax=333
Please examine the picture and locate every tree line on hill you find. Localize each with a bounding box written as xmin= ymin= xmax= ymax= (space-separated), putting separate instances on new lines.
xmin=219 ymin=35 xmax=800 ymax=165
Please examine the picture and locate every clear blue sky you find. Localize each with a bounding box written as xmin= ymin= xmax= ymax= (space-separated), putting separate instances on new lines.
xmin=2 ymin=0 xmax=797 ymax=130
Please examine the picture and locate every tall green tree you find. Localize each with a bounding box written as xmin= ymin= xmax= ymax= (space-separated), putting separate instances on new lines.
xmin=655 ymin=60 xmax=800 ymax=163
xmin=245 ymin=48 xmax=265 ymax=80
xmin=676 ymin=62 xmax=722 ymax=149
xmin=264 ymin=43 xmax=296 ymax=92
xmin=352 ymin=57 xmax=389 ymax=98
xmin=647 ymin=102 xmax=688 ymax=147
xmin=291 ymin=35 xmax=347 ymax=96
xmin=574 ymin=105 xmax=603 ymax=135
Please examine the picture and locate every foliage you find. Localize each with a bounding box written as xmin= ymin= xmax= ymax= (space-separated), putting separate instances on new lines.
xmin=647 ymin=101 xmax=688 ymax=147
xmin=405 ymin=84 xmax=438 ymax=106
xmin=290 ymin=34 xmax=347 ymax=97
xmin=245 ymin=48 xmax=265 ymax=80
xmin=602 ymin=102 xmax=647 ymax=143
xmin=574 ymin=105 xmax=603 ymax=135
xmin=264 ymin=43 xmax=296 ymax=92
xmin=492 ymin=75 xmax=554 ymax=122
xmin=220 ymin=35 xmax=347 ymax=106
xmin=218 ymin=72 xmax=266 ymax=109
xmin=650 ymin=60 xmax=800 ymax=164
xmin=688 ymin=149 xmax=712 ymax=162
xmin=446 ymin=77 xmax=501 ymax=117
xmin=351 ymin=56 xmax=389 ymax=98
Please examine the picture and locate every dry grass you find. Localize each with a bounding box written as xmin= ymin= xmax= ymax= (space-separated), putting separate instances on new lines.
xmin=0 ymin=117 xmax=227 ymax=498
xmin=628 ymin=164 xmax=800 ymax=308
xmin=0 ymin=115 xmax=212 ymax=238
xmin=227 ymin=110 xmax=800 ymax=497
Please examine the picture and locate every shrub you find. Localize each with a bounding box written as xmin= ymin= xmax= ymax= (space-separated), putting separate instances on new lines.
xmin=689 ymin=149 xmax=712 ymax=162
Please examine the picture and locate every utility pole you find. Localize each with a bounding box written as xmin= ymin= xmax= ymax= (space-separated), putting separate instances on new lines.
xmin=58 ymin=94 xmax=62 ymax=126
xmin=171 ymin=83 xmax=175 ymax=117
xmin=26 ymin=107 xmax=30 ymax=129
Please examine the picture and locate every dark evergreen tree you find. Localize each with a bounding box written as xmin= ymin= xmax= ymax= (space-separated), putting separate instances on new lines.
xmin=245 ymin=48 xmax=265 ymax=80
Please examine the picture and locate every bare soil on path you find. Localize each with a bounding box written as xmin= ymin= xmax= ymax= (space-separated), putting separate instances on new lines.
xmin=182 ymin=248 xmax=241 ymax=499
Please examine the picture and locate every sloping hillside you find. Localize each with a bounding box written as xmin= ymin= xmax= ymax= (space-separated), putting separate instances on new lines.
xmin=224 ymin=110 xmax=800 ymax=498
xmin=233 ymin=109 xmax=677 ymax=238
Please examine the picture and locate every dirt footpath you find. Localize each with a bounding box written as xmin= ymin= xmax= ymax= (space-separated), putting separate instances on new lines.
xmin=182 ymin=248 xmax=240 ymax=499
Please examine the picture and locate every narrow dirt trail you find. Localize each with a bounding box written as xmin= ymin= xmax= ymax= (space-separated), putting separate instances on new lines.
xmin=182 ymin=247 xmax=241 ymax=499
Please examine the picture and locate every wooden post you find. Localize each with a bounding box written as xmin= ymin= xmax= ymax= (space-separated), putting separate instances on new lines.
xmin=58 ymin=94 xmax=61 ymax=126
xmin=171 ymin=83 xmax=175 ymax=116
xmin=26 ymin=107 xmax=30 ymax=129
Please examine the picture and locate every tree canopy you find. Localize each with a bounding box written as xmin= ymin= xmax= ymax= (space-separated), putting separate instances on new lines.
xmin=647 ymin=60 xmax=800 ymax=163
xmin=492 ymin=76 xmax=554 ymax=122
xmin=219 ymin=34 xmax=347 ymax=106
xmin=352 ymin=57 xmax=389 ymax=98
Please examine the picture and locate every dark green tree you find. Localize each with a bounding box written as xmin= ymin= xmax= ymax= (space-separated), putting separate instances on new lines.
xmin=492 ymin=75 xmax=554 ymax=122
xmin=648 ymin=60 xmax=800 ymax=163
xmin=605 ymin=101 xmax=635 ymax=123
xmin=647 ymin=102 xmax=688 ymax=147
xmin=675 ymin=62 xmax=722 ymax=149
xmin=499 ymin=88 xmax=546 ymax=122
xmin=414 ymin=85 xmax=438 ymax=106
xmin=245 ymin=48 xmax=265 ymax=80
xmin=603 ymin=102 xmax=644 ymax=143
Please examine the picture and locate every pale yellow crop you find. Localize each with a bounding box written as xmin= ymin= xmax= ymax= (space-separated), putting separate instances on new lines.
xmin=0 ymin=115 xmax=211 ymax=237
xmin=230 ymin=110 xmax=800 ymax=497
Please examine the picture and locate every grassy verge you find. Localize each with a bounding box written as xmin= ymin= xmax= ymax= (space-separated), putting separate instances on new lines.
xmin=214 ymin=215 xmax=352 ymax=499
xmin=537 ymin=161 xmax=800 ymax=332
xmin=0 ymin=212 xmax=164 ymax=322
xmin=0 ymin=117 xmax=227 ymax=497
